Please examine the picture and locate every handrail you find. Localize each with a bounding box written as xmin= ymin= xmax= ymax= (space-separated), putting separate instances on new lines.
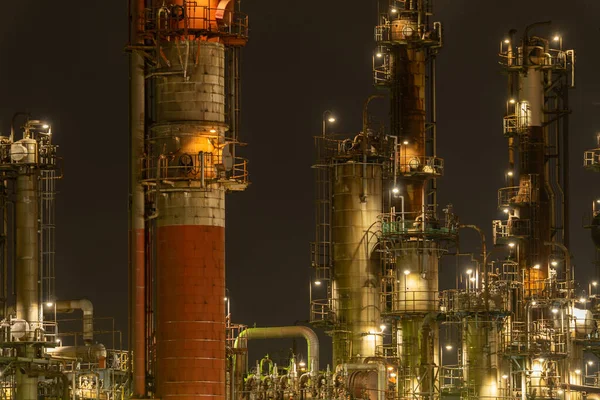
xmin=142 ymin=152 xmax=248 ymax=188
xmin=381 ymin=219 xmax=456 ymax=235
xmin=395 ymin=155 xmax=444 ymax=176
xmin=584 ymin=149 xmax=600 ymax=168
xmin=140 ymin=4 xmax=249 ymax=39
xmin=498 ymin=185 xmax=533 ymax=206
xmin=499 ymin=49 xmax=569 ymax=69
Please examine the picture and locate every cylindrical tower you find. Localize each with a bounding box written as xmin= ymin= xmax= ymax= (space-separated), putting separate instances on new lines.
xmin=373 ymin=2 xmax=448 ymax=399
xmin=494 ymin=24 xmax=577 ymax=400
xmin=516 ymin=46 xmax=551 ymax=295
xmin=152 ymin=40 xmax=229 ymax=400
xmin=2 ymin=119 xmax=59 ymax=400
xmin=130 ymin=1 xmax=249 ymax=399
xmin=310 ymin=3 xmax=455 ymax=400
xmin=331 ymin=163 xmax=383 ymax=364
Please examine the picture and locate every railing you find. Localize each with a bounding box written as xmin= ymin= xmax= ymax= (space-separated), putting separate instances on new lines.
xmin=226 ymin=323 xmax=247 ymax=352
xmin=3 ymin=320 xmax=59 ymax=343
xmin=585 ymin=149 xmax=600 ymax=169
xmin=498 ymin=261 xmax=520 ymax=283
xmin=499 ymin=320 xmax=567 ymax=356
xmin=309 ymin=299 xmax=335 ymax=325
xmin=141 ymin=4 xmax=249 ymax=39
xmin=498 ymin=185 xmax=533 ymax=207
xmin=142 ymin=152 xmax=248 ymax=190
xmin=374 ymin=13 xmax=439 ymax=45
xmin=493 ymin=219 xmax=530 ymax=243
xmin=440 ymin=365 xmax=464 ymax=393
xmin=499 ymin=321 xmax=528 ymax=354
xmin=0 ymin=142 xmax=58 ymax=168
xmin=503 ymin=113 xmax=529 ymax=136
xmin=499 ymin=49 xmax=570 ymax=69
xmin=396 ymin=155 xmax=444 ymax=176
xmin=381 ymin=218 xmax=456 ymax=237
xmin=440 ymin=289 xmax=507 ymax=313
xmin=375 ymin=344 xmax=397 ymax=359
xmin=381 ymin=277 xmax=439 ymax=314
xmin=107 ymin=350 xmax=129 ymax=371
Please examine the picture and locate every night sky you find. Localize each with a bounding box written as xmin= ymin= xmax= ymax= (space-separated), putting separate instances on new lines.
xmin=1 ymin=0 xmax=600 ymax=365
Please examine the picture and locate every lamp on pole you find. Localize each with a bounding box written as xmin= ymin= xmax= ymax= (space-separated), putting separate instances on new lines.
xmin=322 ymin=110 xmax=336 ymax=137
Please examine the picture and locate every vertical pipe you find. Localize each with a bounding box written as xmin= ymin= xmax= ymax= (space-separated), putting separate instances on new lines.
xmin=129 ymin=0 xmax=147 ymax=395
xmin=16 ymin=174 xmax=39 ymax=329
xmin=1 ymin=189 xmax=7 ymax=318
xmin=15 ymin=173 xmax=39 ymax=400
xmin=431 ymin=55 xmax=438 ymax=210
xmin=562 ymin=86 xmax=570 ymax=248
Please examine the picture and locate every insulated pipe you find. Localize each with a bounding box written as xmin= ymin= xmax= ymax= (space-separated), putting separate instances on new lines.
xmin=47 ymin=343 xmax=107 ymax=367
xmin=234 ymin=326 xmax=319 ymax=373
xmin=55 ymin=299 xmax=94 ymax=344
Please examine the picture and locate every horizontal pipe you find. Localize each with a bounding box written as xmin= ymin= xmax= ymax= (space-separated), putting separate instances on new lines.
xmin=55 ymin=299 xmax=93 ymax=344
xmin=47 ymin=343 xmax=106 ymax=366
xmin=235 ymin=326 xmax=319 ymax=373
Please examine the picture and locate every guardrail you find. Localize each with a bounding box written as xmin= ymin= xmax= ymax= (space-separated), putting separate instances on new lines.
xmin=499 ymin=49 xmax=570 ymax=69
xmin=382 ymin=219 xmax=456 ymax=236
xmin=396 ymin=155 xmax=444 ymax=176
xmin=498 ymin=186 xmax=533 ymax=207
xmin=142 ymin=152 xmax=248 ymax=190
xmin=310 ymin=299 xmax=336 ymax=325
xmin=141 ymin=4 xmax=249 ymax=39
xmin=585 ymin=149 xmax=600 ymax=170
xmin=493 ymin=219 xmax=530 ymax=243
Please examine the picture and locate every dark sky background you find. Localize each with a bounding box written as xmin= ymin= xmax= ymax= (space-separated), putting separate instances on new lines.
xmin=0 ymin=0 xmax=599 ymax=365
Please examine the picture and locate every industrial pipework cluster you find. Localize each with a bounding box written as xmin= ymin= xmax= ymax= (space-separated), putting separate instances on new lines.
xmin=5 ymin=0 xmax=600 ymax=400
xmin=0 ymin=116 xmax=128 ymax=400
xmin=302 ymin=4 xmax=600 ymax=400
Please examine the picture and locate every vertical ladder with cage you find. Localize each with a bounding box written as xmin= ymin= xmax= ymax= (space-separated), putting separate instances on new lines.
xmin=310 ymin=137 xmax=334 ymax=325
xmin=39 ymin=169 xmax=57 ymax=307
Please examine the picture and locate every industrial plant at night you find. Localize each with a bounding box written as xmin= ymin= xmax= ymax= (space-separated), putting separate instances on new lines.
xmin=1 ymin=0 xmax=600 ymax=399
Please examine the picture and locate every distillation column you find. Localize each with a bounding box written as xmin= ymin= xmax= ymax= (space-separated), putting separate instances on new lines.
xmin=495 ymin=25 xmax=577 ymax=399
xmin=373 ymin=2 xmax=445 ymax=398
xmin=0 ymin=119 xmax=60 ymax=400
xmin=131 ymin=1 xmax=249 ymax=399
xmin=331 ymin=163 xmax=383 ymax=364
xmin=516 ymin=39 xmax=551 ymax=295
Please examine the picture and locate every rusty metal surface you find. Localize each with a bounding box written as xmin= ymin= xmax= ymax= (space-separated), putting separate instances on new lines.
xmin=156 ymin=224 xmax=226 ymax=400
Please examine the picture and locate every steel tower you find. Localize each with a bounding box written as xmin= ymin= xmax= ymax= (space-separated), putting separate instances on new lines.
xmin=310 ymin=2 xmax=457 ymax=399
xmin=128 ymin=2 xmax=249 ymax=399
